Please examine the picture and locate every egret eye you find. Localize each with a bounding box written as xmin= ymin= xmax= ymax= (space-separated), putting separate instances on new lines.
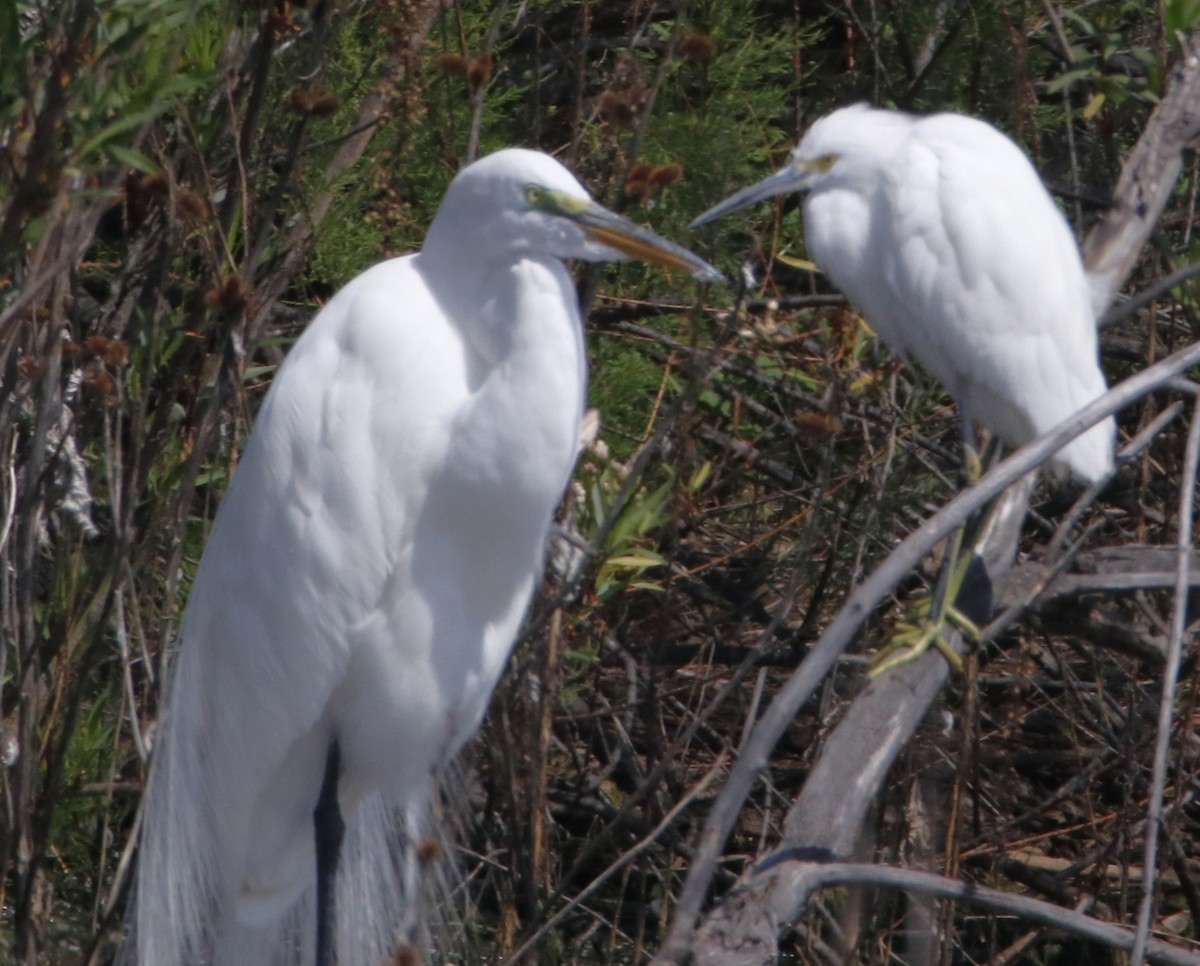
xmin=525 ymin=184 xmax=544 ymax=206
xmin=807 ymin=154 xmax=837 ymax=172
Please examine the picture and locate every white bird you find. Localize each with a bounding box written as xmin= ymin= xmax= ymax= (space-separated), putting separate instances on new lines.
xmin=125 ymin=147 xmax=720 ymax=966
xmin=693 ymin=103 xmax=1114 ymax=482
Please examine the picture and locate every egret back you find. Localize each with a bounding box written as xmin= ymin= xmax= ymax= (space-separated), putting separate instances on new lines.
xmin=800 ymin=107 xmax=1113 ymax=481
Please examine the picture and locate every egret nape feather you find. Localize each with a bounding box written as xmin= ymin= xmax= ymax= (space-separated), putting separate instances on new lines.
xmin=125 ymin=147 xmax=719 ymax=965
xmin=693 ymin=104 xmax=1115 ymax=483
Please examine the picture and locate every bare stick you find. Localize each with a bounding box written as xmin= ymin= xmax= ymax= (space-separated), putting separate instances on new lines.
xmin=1130 ymin=395 xmax=1200 ymax=966
xmin=692 ymin=860 xmax=1200 ymax=966
xmin=1082 ymin=34 xmax=1200 ymax=311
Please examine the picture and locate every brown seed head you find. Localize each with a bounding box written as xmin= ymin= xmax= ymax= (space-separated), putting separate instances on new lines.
xmin=85 ymin=334 xmax=111 ymax=356
xmin=649 ymin=162 xmax=683 ymax=190
xmin=466 ymin=52 xmax=492 ymax=92
xmin=598 ymin=91 xmax=637 ymax=127
xmin=794 ymin=411 xmax=840 ymax=438
xmin=415 ymin=836 xmax=443 ymax=867
xmin=266 ymin=1 xmax=298 ymax=38
xmin=17 ymin=356 xmax=42 ymax=382
xmin=103 ymin=339 xmax=130 ymax=368
xmin=623 ymin=161 xmax=653 ymax=203
xmin=205 ymin=274 xmax=252 ymax=316
xmin=83 ymin=370 xmax=114 ymax=402
xmin=174 ymin=189 xmax=208 ymax=227
xmin=390 ymin=945 xmax=424 ymax=966
xmin=287 ymin=88 xmax=312 ymax=114
xmin=625 ymin=162 xmax=654 ymax=185
xmin=435 ymin=53 xmax=469 ymax=78
xmin=308 ymin=94 xmax=341 ymax=118
xmin=624 ymin=162 xmax=652 ymax=190
xmin=678 ymin=32 xmax=716 ymax=61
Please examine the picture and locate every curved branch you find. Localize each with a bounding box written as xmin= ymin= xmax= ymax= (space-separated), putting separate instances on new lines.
xmin=693 ymin=860 xmax=1200 ymax=966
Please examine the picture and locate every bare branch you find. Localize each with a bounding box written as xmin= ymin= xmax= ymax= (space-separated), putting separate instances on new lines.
xmin=693 ymin=860 xmax=1200 ymax=966
xmin=1130 ymin=395 xmax=1200 ymax=966
xmin=1083 ymin=32 xmax=1200 ymax=314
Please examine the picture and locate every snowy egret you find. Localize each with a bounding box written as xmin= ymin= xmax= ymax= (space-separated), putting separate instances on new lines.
xmin=692 ymin=103 xmax=1115 ymax=482
xmin=125 ymin=147 xmax=720 ymax=965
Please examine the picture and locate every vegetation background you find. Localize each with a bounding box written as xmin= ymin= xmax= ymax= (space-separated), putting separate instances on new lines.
xmin=0 ymin=0 xmax=1198 ymax=962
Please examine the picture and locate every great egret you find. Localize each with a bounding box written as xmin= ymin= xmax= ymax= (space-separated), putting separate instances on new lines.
xmin=692 ymin=104 xmax=1115 ymax=482
xmin=125 ymin=147 xmax=720 ymax=965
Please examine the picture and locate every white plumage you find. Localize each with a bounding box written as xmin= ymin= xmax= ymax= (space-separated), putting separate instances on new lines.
xmin=126 ymin=147 xmax=719 ymax=965
xmin=694 ymin=104 xmax=1114 ymax=482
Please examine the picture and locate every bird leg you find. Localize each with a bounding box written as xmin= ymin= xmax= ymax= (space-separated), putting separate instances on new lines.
xmin=314 ymin=740 xmax=344 ymax=966
xmin=869 ymin=416 xmax=993 ymax=677
xmin=958 ymin=405 xmax=985 ymax=485
xmin=870 ymin=522 xmax=982 ymax=676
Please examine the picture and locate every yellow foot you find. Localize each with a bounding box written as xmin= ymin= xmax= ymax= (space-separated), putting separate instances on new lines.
xmin=867 ymin=600 xmax=980 ymax=677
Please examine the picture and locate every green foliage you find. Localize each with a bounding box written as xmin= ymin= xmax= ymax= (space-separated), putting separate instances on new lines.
xmin=590 ymin=472 xmax=672 ymax=602
xmin=1167 ymin=0 xmax=1200 ymax=42
xmin=1048 ymin=10 xmax=1160 ymax=106
xmin=308 ymin=179 xmax=390 ymax=288
xmin=587 ymin=337 xmax=663 ymax=455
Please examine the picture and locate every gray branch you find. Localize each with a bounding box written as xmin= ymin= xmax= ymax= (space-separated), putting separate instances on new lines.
xmin=1083 ymin=34 xmax=1200 ymax=310
xmin=693 ymin=860 xmax=1200 ymax=966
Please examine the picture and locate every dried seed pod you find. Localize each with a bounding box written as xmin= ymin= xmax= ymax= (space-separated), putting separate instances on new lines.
xmin=287 ymin=88 xmax=312 ymax=114
xmin=266 ymin=1 xmax=297 ymax=38
xmin=174 ymin=189 xmax=208 ymax=227
xmin=83 ymin=369 xmax=114 ymax=402
xmin=415 ymin=837 xmax=442 ymax=867
xmin=794 ymin=411 xmax=841 ymax=438
xmin=678 ymin=32 xmax=716 ymax=61
xmin=389 ymin=945 xmax=422 ymax=966
xmin=103 ymin=339 xmax=129 ymax=368
xmin=204 ymin=274 xmax=252 ymax=315
xmin=649 ymin=162 xmax=683 ymax=189
xmin=625 ymin=161 xmax=653 ymax=185
xmin=435 ymin=53 xmax=469 ymax=78
xmin=598 ymin=91 xmax=636 ymax=127
xmin=623 ymin=161 xmax=653 ymax=202
xmin=466 ymin=52 xmax=492 ymax=93
xmin=17 ymin=356 xmax=42 ymax=382
xmin=307 ymin=94 xmax=341 ymax=118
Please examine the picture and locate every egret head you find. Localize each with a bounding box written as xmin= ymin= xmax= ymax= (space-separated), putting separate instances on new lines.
xmin=427 ymin=148 xmax=722 ymax=282
xmin=691 ymin=104 xmax=909 ymax=227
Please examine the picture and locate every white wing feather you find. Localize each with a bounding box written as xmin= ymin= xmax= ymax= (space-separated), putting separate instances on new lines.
xmin=128 ymin=249 xmax=585 ymax=964
xmin=806 ymin=112 xmax=1112 ymax=481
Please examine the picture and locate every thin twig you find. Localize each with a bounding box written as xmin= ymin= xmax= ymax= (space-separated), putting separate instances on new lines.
xmin=1101 ymin=260 xmax=1200 ymax=329
xmin=1130 ymin=395 xmax=1200 ymax=965
xmin=507 ymin=753 xmax=726 ymax=964
xmin=464 ymin=0 xmax=510 ymax=163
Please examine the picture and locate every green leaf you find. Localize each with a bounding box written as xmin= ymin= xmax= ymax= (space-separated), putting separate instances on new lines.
xmin=604 ymin=551 xmax=667 ymax=569
xmin=1047 ymin=67 xmax=1096 ymax=94
xmin=105 ymin=144 xmax=161 ymax=175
